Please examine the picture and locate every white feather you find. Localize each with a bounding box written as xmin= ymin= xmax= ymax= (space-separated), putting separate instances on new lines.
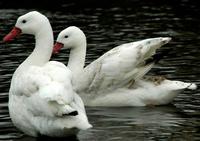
xmin=55 ymin=26 xmax=197 ymax=107
xmin=8 ymin=12 xmax=91 ymax=137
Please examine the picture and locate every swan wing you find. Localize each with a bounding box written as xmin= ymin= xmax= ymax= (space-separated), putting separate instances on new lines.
xmin=79 ymin=37 xmax=171 ymax=92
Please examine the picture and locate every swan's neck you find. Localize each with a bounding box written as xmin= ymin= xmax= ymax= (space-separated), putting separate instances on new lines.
xmin=68 ymin=42 xmax=86 ymax=76
xmin=21 ymin=25 xmax=53 ymax=68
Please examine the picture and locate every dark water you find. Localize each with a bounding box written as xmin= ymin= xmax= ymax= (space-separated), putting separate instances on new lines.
xmin=0 ymin=0 xmax=200 ymax=140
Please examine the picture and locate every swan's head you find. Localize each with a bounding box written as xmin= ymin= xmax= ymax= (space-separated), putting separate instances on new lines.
xmin=53 ymin=26 xmax=86 ymax=54
xmin=3 ymin=11 xmax=50 ymax=42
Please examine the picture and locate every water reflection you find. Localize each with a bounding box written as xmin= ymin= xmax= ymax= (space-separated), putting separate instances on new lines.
xmin=81 ymin=106 xmax=199 ymax=141
xmin=0 ymin=0 xmax=200 ymax=140
xmin=8 ymin=106 xmax=199 ymax=141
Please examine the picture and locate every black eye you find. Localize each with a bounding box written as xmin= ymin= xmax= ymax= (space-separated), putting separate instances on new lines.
xmin=64 ymin=35 xmax=68 ymax=38
xmin=22 ymin=20 xmax=27 ymax=24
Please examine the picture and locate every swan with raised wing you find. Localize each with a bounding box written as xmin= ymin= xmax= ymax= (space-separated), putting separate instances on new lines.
xmin=53 ymin=26 xmax=197 ymax=107
xmin=3 ymin=12 xmax=91 ymax=137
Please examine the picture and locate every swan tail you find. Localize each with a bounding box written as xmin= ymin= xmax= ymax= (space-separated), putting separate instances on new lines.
xmin=184 ymin=82 xmax=197 ymax=90
xmin=162 ymin=80 xmax=197 ymax=91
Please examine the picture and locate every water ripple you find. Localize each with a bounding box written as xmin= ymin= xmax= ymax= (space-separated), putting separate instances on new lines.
xmin=0 ymin=1 xmax=200 ymax=140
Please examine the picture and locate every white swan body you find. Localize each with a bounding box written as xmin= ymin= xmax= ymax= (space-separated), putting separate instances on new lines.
xmin=54 ymin=26 xmax=197 ymax=107
xmin=85 ymin=78 xmax=197 ymax=106
xmin=4 ymin=12 xmax=91 ymax=137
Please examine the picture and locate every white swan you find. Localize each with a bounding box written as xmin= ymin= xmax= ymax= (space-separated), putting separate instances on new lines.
xmin=3 ymin=12 xmax=91 ymax=137
xmin=53 ymin=26 xmax=197 ymax=107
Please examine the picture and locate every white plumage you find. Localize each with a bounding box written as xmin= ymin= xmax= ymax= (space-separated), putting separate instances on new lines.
xmin=4 ymin=12 xmax=91 ymax=137
xmin=54 ymin=26 xmax=197 ymax=107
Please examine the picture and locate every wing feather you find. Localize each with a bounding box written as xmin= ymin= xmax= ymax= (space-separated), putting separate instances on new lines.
xmin=78 ymin=37 xmax=170 ymax=92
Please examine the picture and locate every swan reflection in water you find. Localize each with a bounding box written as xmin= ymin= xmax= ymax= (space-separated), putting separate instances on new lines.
xmin=13 ymin=105 xmax=191 ymax=141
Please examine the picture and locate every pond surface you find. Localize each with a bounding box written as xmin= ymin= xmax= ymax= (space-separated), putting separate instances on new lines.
xmin=0 ymin=0 xmax=200 ymax=140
